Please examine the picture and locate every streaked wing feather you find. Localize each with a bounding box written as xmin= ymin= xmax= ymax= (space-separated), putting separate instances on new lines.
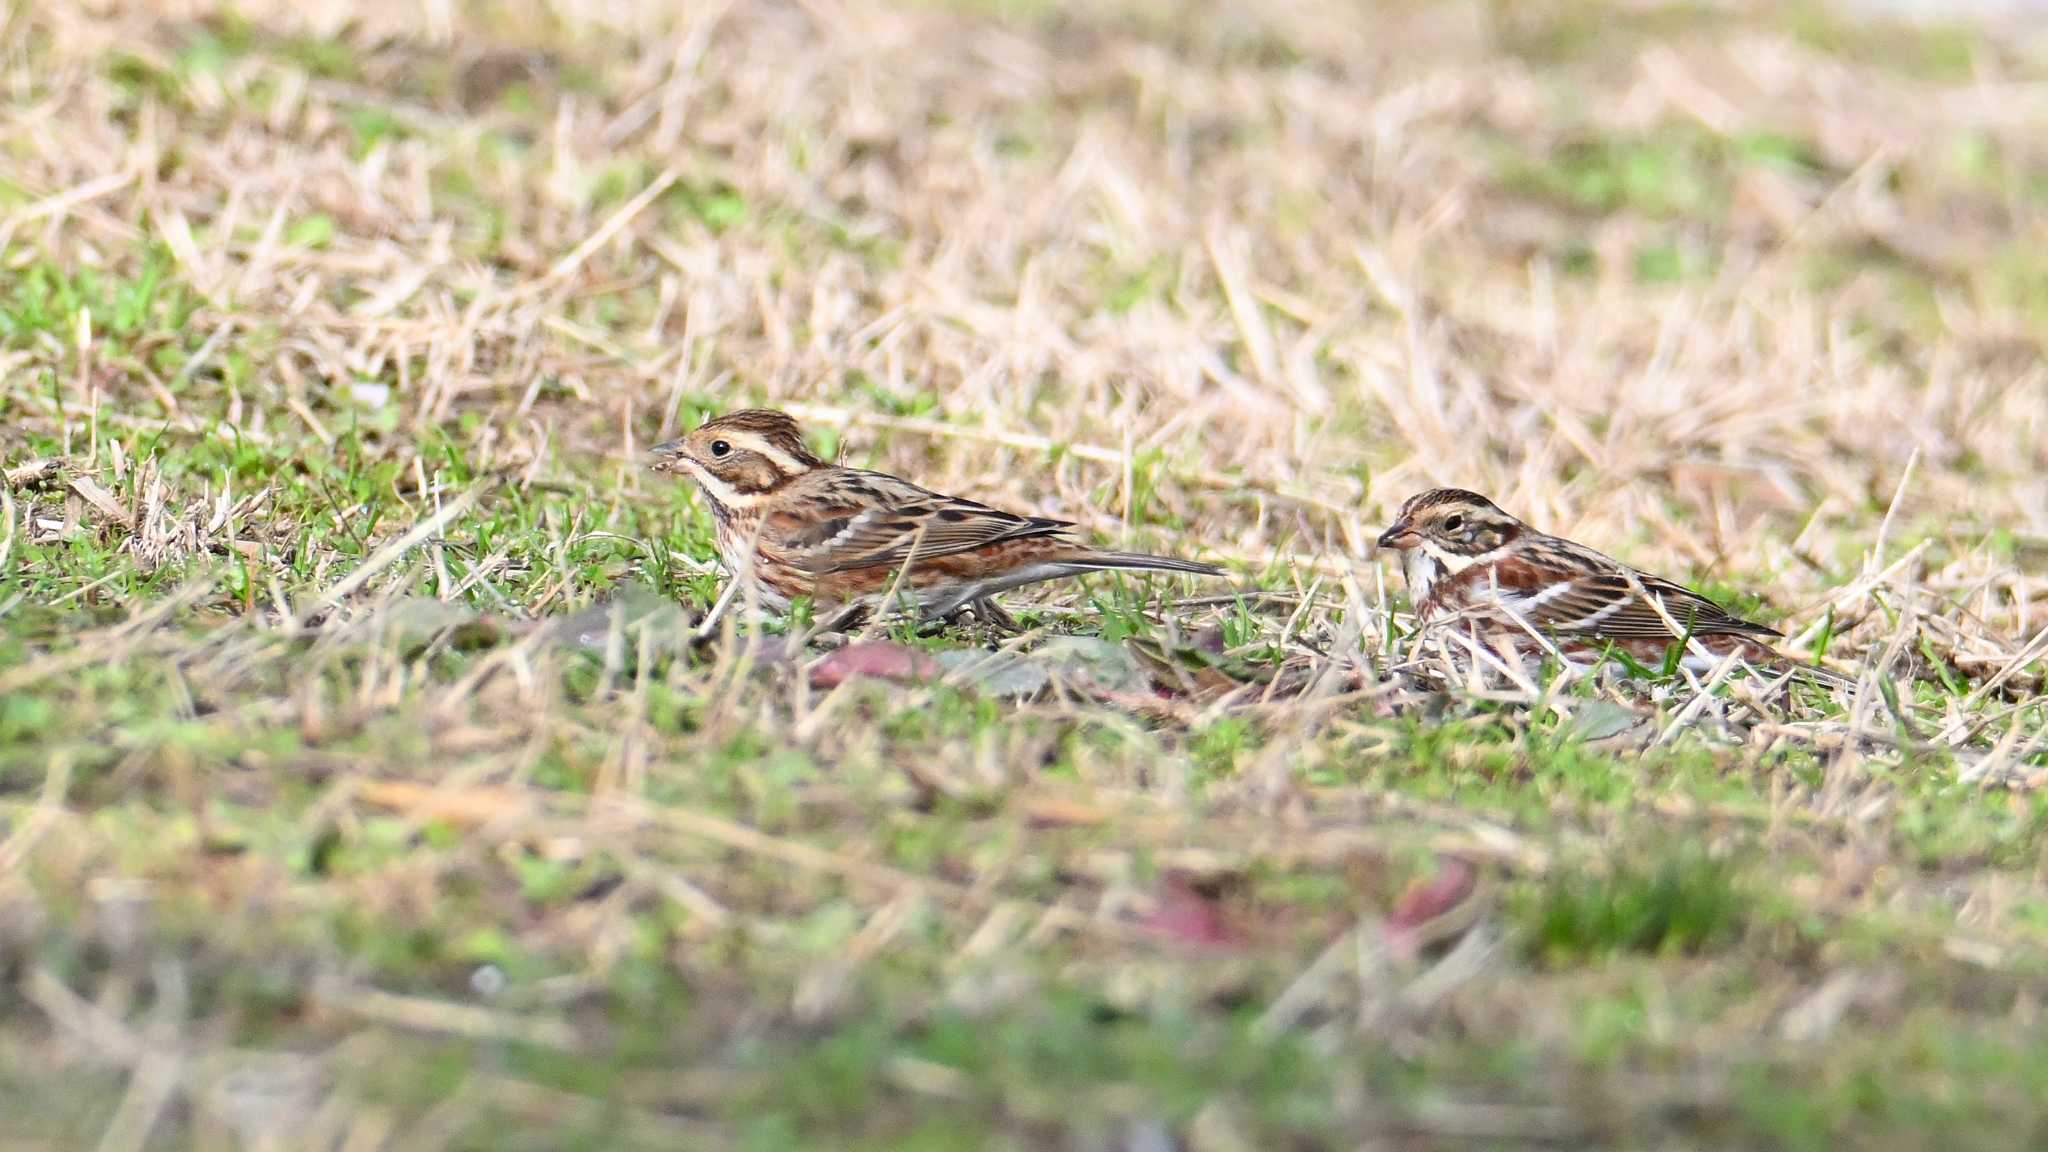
xmin=817 ymin=504 xmax=1069 ymax=572
xmin=1523 ymin=571 xmax=1778 ymax=640
xmin=768 ymin=469 xmax=1073 ymax=574
xmin=1477 ymin=544 xmax=1779 ymax=641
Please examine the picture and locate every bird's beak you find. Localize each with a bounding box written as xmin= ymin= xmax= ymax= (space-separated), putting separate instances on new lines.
xmin=1375 ymin=521 xmax=1417 ymax=552
xmin=649 ymin=439 xmax=685 ymax=473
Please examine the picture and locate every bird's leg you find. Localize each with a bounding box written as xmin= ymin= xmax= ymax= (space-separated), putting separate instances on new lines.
xmin=918 ymin=591 xmax=1022 ymax=636
xmin=815 ymin=601 xmax=871 ymax=634
xmin=907 ymin=582 xmax=967 ymax=629
xmin=966 ymin=595 xmax=1022 ymax=634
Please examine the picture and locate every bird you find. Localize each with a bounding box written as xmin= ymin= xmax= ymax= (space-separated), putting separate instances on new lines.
xmin=649 ymin=409 xmax=1224 ymax=630
xmin=1374 ymin=487 xmax=1850 ymax=686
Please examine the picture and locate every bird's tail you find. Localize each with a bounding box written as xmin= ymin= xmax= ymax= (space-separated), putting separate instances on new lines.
xmin=1068 ymin=551 xmax=1226 ymax=578
xmin=1775 ymin=657 xmax=1859 ymax=691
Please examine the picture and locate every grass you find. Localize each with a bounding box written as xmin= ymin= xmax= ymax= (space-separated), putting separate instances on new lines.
xmin=3 ymin=0 xmax=2048 ymax=1148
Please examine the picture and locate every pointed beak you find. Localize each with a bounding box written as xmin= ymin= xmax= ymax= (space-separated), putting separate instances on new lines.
xmin=1375 ymin=521 xmax=1417 ymax=552
xmin=649 ymin=439 xmax=686 ymax=473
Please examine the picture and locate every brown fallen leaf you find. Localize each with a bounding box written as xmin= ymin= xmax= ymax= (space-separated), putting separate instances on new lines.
xmin=1384 ymin=856 xmax=1479 ymax=960
xmin=1124 ymin=637 xmax=1248 ymax=701
xmin=1189 ymin=623 xmax=1230 ymax=657
xmin=1138 ymin=874 xmax=1241 ymax=949
xmin=68 ymin=474 xmax=132 ymax=526
xmin=808 ymin=641 xmax=944 ymax=688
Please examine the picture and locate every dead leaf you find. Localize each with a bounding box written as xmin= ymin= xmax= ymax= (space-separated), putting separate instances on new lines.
xmin=1138 ymin=874 xmax=1241 ymax=949
xmin=1189 ymin=623 xmax=1230 ymax=656
xmin=809 ymin=642 xmax=943 ymax=688
xmin=1126 ymin=640 xmax=1246 ymax=701
xmin=1385 ymin=856 xmax=1478 ymax=959
xmin=1034 ymin=636 xmax=1150 ymax=694
xmin=1563 ymin=699 xmax=1646 ymax=743
xmin=933 ymin=649 xmax=1049 ymax=696
xmin=67 ymin=475 xmax=131 ymax=526
xmin=545 ymin=584 xmax=697 ymax=651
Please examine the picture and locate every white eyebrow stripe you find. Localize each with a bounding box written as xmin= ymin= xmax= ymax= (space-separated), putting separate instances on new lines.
xmin=1554 ymin=598 xmax=1626 ymax=631
xmin=682 ymin=461 xmax=764 ymax=508
xmin=724 ymin=431 xmax=808 ymax=475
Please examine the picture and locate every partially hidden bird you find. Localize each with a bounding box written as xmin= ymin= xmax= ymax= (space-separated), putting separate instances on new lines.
xmin=1375 ymin=487 xmax=1850 ymax=687
xmin=651 ymin=409 xmax=1223 ymax=629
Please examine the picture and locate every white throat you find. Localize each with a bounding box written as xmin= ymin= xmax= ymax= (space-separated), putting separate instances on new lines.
xmin=1421 ymin=539 xmax=1484 ymax=576
xmin=681 ymin=460 xmax=765 ymax=509
xmin=1402 ymin=547 xmax=1443 ymax=609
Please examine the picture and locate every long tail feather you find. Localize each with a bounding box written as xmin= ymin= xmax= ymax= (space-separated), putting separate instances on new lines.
xmin=1069 ymin=551 xmax=1225 ymax=578
xmin=1773 ymin=655 xmax=1859 ymax=691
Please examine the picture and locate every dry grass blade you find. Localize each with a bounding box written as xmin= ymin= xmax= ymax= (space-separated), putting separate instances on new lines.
xmin=298 ymin=483 xmax=488 ymax=621
xmin=313 ymin=979 xmax=581 ymax=1051
xmin=68 ymin=475 xmax=132 ymax=527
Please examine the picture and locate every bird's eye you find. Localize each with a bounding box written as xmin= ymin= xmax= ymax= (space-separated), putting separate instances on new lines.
xmin=709 ymin=440 xmax=731 ymax=458
xmin=1443 ymin=514 xmax=1465 ymax=532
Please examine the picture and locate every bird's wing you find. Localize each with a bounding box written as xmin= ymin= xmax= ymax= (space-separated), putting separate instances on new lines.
xmin=763 ymin=469 xmax=1073 ymax=575
xmin=1479 ymin=544 xmax=1781 ymax=641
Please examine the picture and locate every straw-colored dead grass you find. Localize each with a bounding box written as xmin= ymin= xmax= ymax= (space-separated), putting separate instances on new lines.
xmin=4 ymin=0 xmax=2048 ymax=1147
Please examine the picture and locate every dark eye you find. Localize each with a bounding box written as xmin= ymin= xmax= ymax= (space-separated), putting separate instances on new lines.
xmin=709 ymin=440 xmax=731 ymax=458
xmin=1443 ymin=514 xmax=1465 ymax=532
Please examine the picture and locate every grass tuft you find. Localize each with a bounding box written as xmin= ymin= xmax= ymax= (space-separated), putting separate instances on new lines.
xmin=1518 ymin=846 xmax=1749 ymax=963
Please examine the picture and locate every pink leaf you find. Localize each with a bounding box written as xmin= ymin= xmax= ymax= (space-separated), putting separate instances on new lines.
xmin=808 ymin=642 xmax=944 ymax=688
xmin=1138 ymin=875 xmax=1240 ymax=949
xmin=1385 ymin=857 xmax=1478 ymax=958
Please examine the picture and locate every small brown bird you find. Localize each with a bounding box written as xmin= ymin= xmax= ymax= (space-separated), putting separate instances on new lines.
xmin=651 ymin=409 xmax=1223 ymax=628
xmin=1375 ymin=487 xmax=1849 ymax=686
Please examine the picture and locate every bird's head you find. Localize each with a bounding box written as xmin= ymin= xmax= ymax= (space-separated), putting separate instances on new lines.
xmin=650 ymin=409 xmax=825 ymax=505
xmin=1375 ymin=488 xmax=1523 ymax=558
